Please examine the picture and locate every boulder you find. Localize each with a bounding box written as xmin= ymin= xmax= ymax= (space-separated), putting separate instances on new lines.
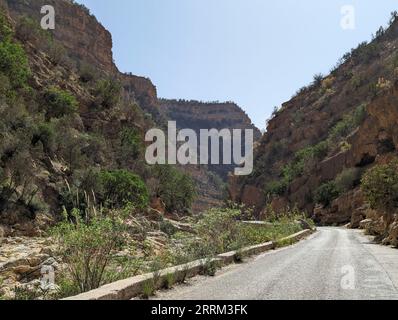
xmin=359 ymin=219 xmax=373 ymax=230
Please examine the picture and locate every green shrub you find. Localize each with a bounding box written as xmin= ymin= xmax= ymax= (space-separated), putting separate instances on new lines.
xmin=281 ymin=141 xmax=329 ymax=184
xmin=312 ymin=73 xmax=324 ymax=87
xmin=43 ymin=87 xmax=78 ymax=118
xmin=97 ymin=169 xmax=149 ymax=209
xmin=314 ymin=181 xmax=342 ymax=207
xmin=329 ymin=104 xmax=367 ymax=144
xmin=32 ymin=122 xmax=55 ymax=154
xmin=335 ymin=167 xmax=362 ymax=192
xmin=120 ymin=128 xmax=142 ymax=160
xmin=164 ymin=273 xmax=175 ymax=289
xmin=361 ymin=160 xmax=398 ymax=213
xmin=51 ymin=210 xmax=127 ymax=294
xmin=265 ymin=179 xmax=287 ymax=197
xmin=195 ymin=208 xmax=241 ymax=253
xmin=15 ymin=16 xmax=50 ymax=43
xmin=202 ymin=259 xmax=220 ymax=277
xmin=154 ymin=165 xmax=196 ymax=213
xmin=142 ymin=279 xmax=156 ymax=299
xmin=0 ymin=39 xmax=31 ymax=88
xmin=93 ymin=78 xmax=121 ymax=108
xmin=78 ymin=62 xmax=98 ymax=83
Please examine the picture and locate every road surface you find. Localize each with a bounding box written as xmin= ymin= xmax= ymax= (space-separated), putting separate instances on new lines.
xmin=155 ymin=227 xmax=398 ymax=300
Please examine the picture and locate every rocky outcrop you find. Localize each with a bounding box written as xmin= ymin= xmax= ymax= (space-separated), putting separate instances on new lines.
xmin=5 ymin=0 xmax=116 ymax=73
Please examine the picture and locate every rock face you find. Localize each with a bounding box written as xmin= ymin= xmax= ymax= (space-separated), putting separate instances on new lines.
xmin=231 ymin=16 xmax=398 ymax=245
xmin=159 ymin=99 xmax=261 ymax=179
xmin=5 ymin=0 xmax=115 ymax=73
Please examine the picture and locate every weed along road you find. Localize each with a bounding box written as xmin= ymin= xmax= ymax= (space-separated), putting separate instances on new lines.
xmin=155 ymin=227 xmax=398 ymax=300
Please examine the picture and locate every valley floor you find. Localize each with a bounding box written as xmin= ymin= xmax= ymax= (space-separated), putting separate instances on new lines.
xmin=154 ymin=227 xmax=398 ymax=300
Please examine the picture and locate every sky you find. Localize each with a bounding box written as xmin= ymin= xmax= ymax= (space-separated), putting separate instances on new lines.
xmin=76 ymin=0 xmax=398 ymax=129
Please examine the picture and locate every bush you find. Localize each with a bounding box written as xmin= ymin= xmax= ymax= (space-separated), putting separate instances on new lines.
xmin=120 ymin=128 xmax=142 ymax=160
xmin=164 ymin=273 xmax=175 ymax=289
xmin=51 ymin=210 xmax=127 ymax=294
xmin=97 ymin=169 xmax=149 ymax=209
xmin=43 ymin=87 xmax=78 ymax=118
xmin=93 ymin=78 xmax=121 ymax=108
xmin=281 ymin=141 xmax=329 ymax=184
xmin=15 ymin=16 xmax=50 ymax=43
xmin=78 ymin=62 xmax=98 ymax=83
xmin=361 ymin=160 xmax=398 ymax=213
xmin=312 ymin=73 xmax=324 ymax=87
xmin=335 ymin=167 xmax=362 ymax=192
xmin=0 ymin=39 xmax=31 ymax=88
xmin=314 ymin=181 xmax=342 ymax=207
xmin=329 ymin=104 xmax=367 ymax=144
xmin=154 ymin=165 xmax=196 ymax=213
xmin=32 ymin=122 xmax=55 ymax=154
xmin=265 ymin=180 xmax=287 ymax=197
xmin=195 ymin=208 xmax=241 ymax=253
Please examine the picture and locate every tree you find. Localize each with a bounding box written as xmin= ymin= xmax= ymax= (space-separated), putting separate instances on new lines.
xmin=97 ymin=169 xmax=149 ymax=209
xmin=153 ymin=165 xmax=196 ymax=213
xmin=361 ymin=160 xmax=398 ymax=214
xmin=43 ymin=87 xmax=78 ymax=119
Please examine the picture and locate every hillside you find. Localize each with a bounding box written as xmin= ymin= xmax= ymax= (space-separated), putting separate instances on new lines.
xmin=231 ymin=12 xmax=398 ymax=246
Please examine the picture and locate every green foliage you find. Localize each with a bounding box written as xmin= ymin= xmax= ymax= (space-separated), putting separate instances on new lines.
xmin=0 ymin=38 xmax=31 ymax=88
xmin=329 ymin=104 xmax=367 ymax=143
xmin=43 ymin=87 xmax=78 ymax=118
xmin=164 ymin=273 xmax=175 ymax=289
xmin=265 ymin=179 xmax=288 ymax=197
xmin=0 ymin=10 xmax=12 ymax=40
xmin=351 ymin=41 xmax=379 ymax=64
xmin=202 ymin=259 xmax=220 ymax=277
xmin=97 ymin=169 xmax=149 ymax=209
xmin=279 ymin=141 xmax=329 ymax=187
xmin=32 ymin=122 xmax=55 ymax=154
xmin=154 ymin=165 xmax=196 ymax=213
xmin=120 ymin=127 xmax=142 ymax=160
xmin=312 ymin=73 xmax=324 ymax=87
xmin=335 ymin=167 xmax=362 ymax=192
xmin=15 ymin=16 xmax=50 ymax=43
xmin=78 ymin=62 xmax=98 ymax=83
xmin=93 ymin=78 xmax=121 ymax=108
xmin=361 ymin=160 xmax=398 ymax=213
xmin=314 ymin=181 xmax=342 ymax=207
xmin=195 ymin=208 xmax=241 ymax=254
xmin=51 ymin=211 xmax=127 ymax=293
xmin=142 ymin=279 xmax=156 ymax=299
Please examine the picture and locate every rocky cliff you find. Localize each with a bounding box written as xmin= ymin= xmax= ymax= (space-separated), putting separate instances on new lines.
xmin=231 ymin=13 xmax=398 ymax=246
xmin=159 ymin=99 xmax=261 ymax=179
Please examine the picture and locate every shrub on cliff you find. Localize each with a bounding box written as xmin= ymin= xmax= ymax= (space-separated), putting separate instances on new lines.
xmin=335 ymin=167 xmax=362 ymax=192
xmin=328 ymin=104 xmax=367 ymax=144
xmin=93 ymin=78 xmax=122 ymax=109
xmin=315 ymin=181 xmax=342 ymax=207
xmin=361 ymin=160 xmax=398 ymax=213
xmin=0 ymin=38 xmax=31 ymax=89
xmin=43 ymin=87 xmax=78 ymax=119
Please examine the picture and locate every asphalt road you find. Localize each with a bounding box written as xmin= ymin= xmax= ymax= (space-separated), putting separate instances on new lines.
xmin=155 ymin=227 xmax=398 ymax=300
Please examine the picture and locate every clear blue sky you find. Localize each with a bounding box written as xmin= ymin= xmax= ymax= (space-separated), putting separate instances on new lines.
xmin=77 ymin=0 xmax=397 ymax=129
